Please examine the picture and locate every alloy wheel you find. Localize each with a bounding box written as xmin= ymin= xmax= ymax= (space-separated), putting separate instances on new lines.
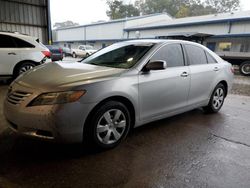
xmin=96 ymin=109 xmax=127 ymax=145
xmin=212 ymin=88 xmax=224 ymax=109
xmin=19 ymin=65 xmax=34 ymax=75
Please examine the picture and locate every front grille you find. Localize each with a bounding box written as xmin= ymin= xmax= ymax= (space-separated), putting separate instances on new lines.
xmin=7 ymin=91 xmax=32 ymax=105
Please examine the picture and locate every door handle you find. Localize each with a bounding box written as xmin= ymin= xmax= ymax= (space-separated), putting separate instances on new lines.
xmin=213 ymin=67 xmax=219 ymax=71
xmin=8 ymin=52 xmax=16 ymax=55
xmin=181 ymin=72 xmax=189 ymax=77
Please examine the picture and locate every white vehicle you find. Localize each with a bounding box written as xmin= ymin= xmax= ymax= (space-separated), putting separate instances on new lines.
xmin=0 ymin=32 xmax=51 ymax=78
xmin=71 ymin=45 xmax=97 ymax=58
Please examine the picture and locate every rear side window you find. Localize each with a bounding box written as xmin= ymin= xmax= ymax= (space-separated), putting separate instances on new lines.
xmin=12 ymin=37 xmax=35 ymax=48
xmin=185 ymin=44 xmax=207 ymax=65
xmin=151 ymin=44 xmax=184 ymax=67
xmin=0 ymin=34 xmax=16 ymax=48
xmin=205 ymin=51 xmax=218 ymax=64
xmin=0 ymin=34 xmax=34 ymax=48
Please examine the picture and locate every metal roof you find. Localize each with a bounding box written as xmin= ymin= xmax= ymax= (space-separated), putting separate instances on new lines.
xmin=56 ymin=13 xmax=172 ymax=31
xmin=158 ymin=32 xmax=214 ymax=37
xmin=125 ymin=11 xmax=250 ymax=31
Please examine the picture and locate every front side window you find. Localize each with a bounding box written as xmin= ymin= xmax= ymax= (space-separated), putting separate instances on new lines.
xmin=150 ymin=44 xmax=184 ymax=67
xmin=82 ymin=43 xmax=154 ymax=69
xmin=185 ymin=44 xmax=207 ymax=65
xmin=0 ymin=34 xmax=16 ymax=48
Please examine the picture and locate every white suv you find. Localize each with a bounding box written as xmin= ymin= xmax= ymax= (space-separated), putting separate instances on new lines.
xmin=0 ymin=32 xmax=51 ymax=78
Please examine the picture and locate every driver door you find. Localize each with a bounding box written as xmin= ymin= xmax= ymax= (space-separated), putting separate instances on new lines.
xmin=138 ymin=43 xmax=190 ymax=121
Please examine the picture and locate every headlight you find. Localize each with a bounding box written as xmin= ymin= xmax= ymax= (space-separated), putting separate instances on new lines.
xmin=28 ymin=90 xmax=86 ymax=106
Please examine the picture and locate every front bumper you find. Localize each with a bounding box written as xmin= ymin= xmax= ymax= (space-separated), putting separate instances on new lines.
xmin=3 ymin=83 xmax=97 ymax=143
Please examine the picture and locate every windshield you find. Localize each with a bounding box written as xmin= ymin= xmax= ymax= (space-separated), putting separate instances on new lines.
xmin=81 ymin=43 xmax=154 ymax=69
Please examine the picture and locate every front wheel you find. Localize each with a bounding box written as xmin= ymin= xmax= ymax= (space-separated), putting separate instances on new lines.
xmin=72 ymin=52 xmax=77 ymax=58
xmin=84 ymin=101 xmax=131 ymax=149
xmin=203 ymin=83 xmax=226 ymax=113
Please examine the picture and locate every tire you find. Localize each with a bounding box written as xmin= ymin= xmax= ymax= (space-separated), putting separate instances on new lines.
xmin=239 ymin=61 xmax=250 ymax=76
xmin=85 ymin=53 xmax=90 ymax=57
xmin=203 ymin=83 xmax=226 ymax=113
xmin=84 ymin=101 xmax=131 ymax=149
xmin=72 ymin=52 xmax=77 ymax=58
xmin=14 ymin=62 xmax=36 ymax=78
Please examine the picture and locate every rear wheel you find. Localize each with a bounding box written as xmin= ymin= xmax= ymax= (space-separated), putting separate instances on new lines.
xmin=72 ymin=52 xmax=77 ymax=58
xmin=14 ymin=62 xmax=36 ymax=78
xmin=239 ymin=61 xmax=250 ymax=76
xmin=203 ymin=83 xmax=226 ymax=113
xmin=84 ymin=101 xmax=131 ymax=149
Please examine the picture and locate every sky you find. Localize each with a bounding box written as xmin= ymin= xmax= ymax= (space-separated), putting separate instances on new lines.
xmin=50 ymin=0 xmax=250 ymax=27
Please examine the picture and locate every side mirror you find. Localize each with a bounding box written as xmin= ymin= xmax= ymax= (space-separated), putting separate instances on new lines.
xmin=144 ymin=60 xmax=167 ymax=71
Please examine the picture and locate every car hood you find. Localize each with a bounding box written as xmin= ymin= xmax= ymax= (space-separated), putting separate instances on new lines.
xmin=15 ymin=62 xmax=125 ymax=90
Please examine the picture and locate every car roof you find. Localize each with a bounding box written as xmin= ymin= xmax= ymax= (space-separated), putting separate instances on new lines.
xmin=0 ymin=31 xmax=37 ymax=40
xmin=119 ymin=39 xmax=204 ymax=47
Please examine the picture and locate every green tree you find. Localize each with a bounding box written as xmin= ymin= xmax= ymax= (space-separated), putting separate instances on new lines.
xmin=205 ymin=0 xmax=240 ymax=13
xmin=106 ymin=0 xmax=140 ymax=20
xmin=135 ymin=0 xmax=240 ymax=18
xmin=135 ymin=0 xmax=187 ymax=16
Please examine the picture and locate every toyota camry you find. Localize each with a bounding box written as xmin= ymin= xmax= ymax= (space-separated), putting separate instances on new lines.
xmin=4 ymin=40 xmax=234 ymax=149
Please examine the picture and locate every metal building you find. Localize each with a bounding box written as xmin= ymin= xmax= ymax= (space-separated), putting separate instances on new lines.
xmin=55 ymin=11 xmax=250 ymax=57
xmin=55 ymin=13 xmax=172 ymax=49
xmin=0 ymin=0 xmax=51 ymax=44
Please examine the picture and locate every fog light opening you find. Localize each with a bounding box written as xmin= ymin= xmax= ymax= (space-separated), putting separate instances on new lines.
xmin=36 ymin=130 xmax=53 ymax=138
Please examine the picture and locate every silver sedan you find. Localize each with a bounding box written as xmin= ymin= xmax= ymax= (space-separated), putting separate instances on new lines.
xmin=4 ymin=40 xmax=234 ymax=149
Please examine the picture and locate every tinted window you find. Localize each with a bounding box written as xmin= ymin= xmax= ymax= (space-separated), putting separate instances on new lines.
xmin=151 ymin=44 xmax=184 ymax=67
xmin=206 ymin=51 xmax=217 ymax=64
xmin=83 ymin=43 xmax=154 ymax=69
xmin=185 ymin=44 xmax=207 ymax=65
xmin=0 ymin=34 xmax=16 ymax=48
xmin=13 ymin=37 xmax=34 ymax=48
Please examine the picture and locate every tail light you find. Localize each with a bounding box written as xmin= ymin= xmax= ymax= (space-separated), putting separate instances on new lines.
xmin=42 ymin=50 xmax=51 ymax=58
xmin=230 ymin=66 xmax=235 ymax=74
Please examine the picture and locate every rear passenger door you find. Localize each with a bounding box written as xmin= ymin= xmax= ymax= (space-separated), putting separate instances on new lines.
xmin=0 ymin=34 xmax=21 ymax=75
xmin=139 ymin=43 xmax=190 ymax=121
xmin=184 ymin=44 xmax=218 ymax=106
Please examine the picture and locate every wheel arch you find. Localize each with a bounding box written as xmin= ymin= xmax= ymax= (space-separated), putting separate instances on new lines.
xmin=13 ymin=60 xmax=39 ymax=75
xmin=84 ymin=95 xmax=136 ymax=133
xmin=218 ymin=80 xmax=228 ymax=97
